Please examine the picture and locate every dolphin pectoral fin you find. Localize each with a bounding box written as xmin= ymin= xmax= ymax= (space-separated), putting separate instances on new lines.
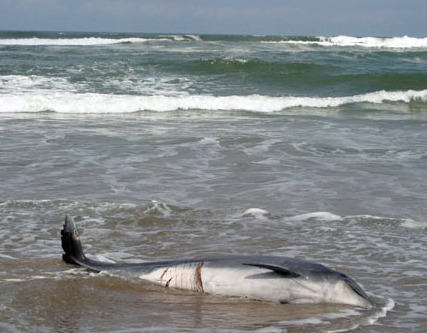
xmin=242 ymin=263 xmax=301 ymax=278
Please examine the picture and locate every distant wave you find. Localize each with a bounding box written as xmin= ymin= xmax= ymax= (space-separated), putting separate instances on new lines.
xmin=0 ymin=34 xmax=202 ymax=46
xmin=160 ymin=34 xmax=203 ymax=41
xmin=1 ymin=90 xmax=426 ymax=113
xmin=2 ymin=34 xmax=427 ymax=48
xmin=0 ymin=37 xmax=156 ymax=46
xmin=265 ymin=35 xmax=427 ymax=49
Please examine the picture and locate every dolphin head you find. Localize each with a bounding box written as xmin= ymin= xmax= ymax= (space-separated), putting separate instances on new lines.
xmin=245 ymin=260 xmax=373 ymax=308
xmin=279 ymin=270 xmax=373 ymax=308
xmin=326 ymin=271 xmax=374 ymax=309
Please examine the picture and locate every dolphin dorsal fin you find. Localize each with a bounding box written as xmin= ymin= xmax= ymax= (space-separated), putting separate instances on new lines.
xmin=243 ymin=263 xmax=301 ymax=278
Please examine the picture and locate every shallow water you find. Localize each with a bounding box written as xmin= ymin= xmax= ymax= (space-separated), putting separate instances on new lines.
xmin=1 ymin=110 xmax=426 ymax=332
xmin=1 ymin=32 xmax=427 ymax=332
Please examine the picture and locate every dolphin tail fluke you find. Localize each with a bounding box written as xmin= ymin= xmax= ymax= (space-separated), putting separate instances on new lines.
xmin=61 ymin=214 xmax=87 ymax=265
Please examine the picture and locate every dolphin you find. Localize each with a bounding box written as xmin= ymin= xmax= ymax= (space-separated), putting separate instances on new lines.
xmin=61 ymin=214 xmax=373 ymax=308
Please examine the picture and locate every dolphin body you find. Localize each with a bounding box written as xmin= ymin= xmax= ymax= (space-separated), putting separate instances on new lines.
xmin=61 ymin=215 xmax=373 ymax=308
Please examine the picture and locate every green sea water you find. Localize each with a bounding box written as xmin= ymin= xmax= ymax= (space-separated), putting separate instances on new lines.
xmin=1 ymin=31 xmax=427 ymax=112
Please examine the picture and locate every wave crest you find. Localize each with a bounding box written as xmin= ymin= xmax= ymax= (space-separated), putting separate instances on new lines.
xmin=1 ymin=90 xmax=427 ymax=113
xmin=266 ymin=35 xmax=427 ymax=49
xmin=3 ymin=35 xmax=427 ymax=48
xmin=0 ymin=37 xmax=154 ymax=46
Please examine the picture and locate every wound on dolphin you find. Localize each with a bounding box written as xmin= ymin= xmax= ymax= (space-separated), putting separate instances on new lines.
xmin=60 ymin=214 xmax=374 ymax=309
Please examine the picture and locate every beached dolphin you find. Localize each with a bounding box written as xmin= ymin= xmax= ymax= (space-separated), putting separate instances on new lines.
xmin=61 ymin=214 xmax=373 ymax=308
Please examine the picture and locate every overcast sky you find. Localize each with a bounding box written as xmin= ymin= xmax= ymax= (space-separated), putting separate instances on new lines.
xmin=0 ymin=0 xmax=425 ymax=37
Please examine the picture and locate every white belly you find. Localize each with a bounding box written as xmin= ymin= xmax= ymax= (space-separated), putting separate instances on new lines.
xmin=201 ymin=266 xmax=288 ymax=302
xmin=139 ymin=262 xmax=204 ymax=292
xmin=138 ymin=262 xmax=289 ymax=302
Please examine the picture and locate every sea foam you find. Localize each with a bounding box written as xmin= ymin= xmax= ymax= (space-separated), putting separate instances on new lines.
xmin=1 ymin=90 xmax=426 ymax=113
xmin=0 ymin=35 xmax=201 ymax=46
xmin=0 ymin=37 xmax=153 ymax=46
xmin=291 ymin=212 xmax=343 ymax=222
xmin=2 ymin=35 xmax=427 ymax=48
xmin=322 ymin=36 xmax=427 ymax=49
xmin=242 ymin=208 xmax=270 ymax=219
xmin=268 ymin=35 xmax=427 ymax=49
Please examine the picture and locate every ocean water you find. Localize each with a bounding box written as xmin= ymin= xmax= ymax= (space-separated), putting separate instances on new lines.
xmin=0 ymin=31 xmax=427 ymax=332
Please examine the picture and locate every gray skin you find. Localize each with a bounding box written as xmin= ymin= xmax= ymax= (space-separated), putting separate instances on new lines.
xmin=61 ymin=215 xmax=373 ymax=308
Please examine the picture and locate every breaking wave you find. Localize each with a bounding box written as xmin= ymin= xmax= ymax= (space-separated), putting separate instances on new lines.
xmin=0 ymin=37 xmax=155 ymax=46
xmin=0 ymin=34 xmax=201 ymax=46
xmin=266 ymin=35 xmax=427 ymax=49
xmin=1 ymin=90 xmax=426 ymax=113
xmin=2 ymin=34 xmax=427 ymax=49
